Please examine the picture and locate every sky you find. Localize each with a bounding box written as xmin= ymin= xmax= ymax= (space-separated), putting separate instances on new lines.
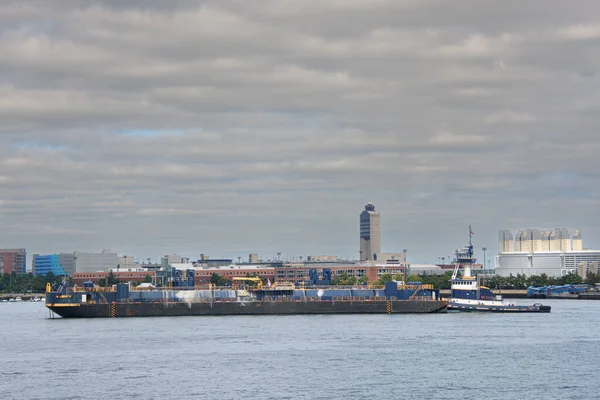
xmin=1 ymin=0 xmax=600 ymax=265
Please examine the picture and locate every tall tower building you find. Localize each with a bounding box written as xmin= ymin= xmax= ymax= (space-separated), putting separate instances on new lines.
xmin=359 ymin=203 xmax=381 ymax=261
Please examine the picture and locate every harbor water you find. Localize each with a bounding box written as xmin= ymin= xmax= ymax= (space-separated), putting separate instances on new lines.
xmin=1 ymin=300 xmax=598 ymax=400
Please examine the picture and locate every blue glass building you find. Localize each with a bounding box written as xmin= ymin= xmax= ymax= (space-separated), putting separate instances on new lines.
xmin=33 ymin=254 xmax=67 ymax=276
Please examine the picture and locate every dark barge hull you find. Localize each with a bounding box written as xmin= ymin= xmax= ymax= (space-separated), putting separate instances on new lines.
xmin=47 ymin=299 xmax=448 ymax=318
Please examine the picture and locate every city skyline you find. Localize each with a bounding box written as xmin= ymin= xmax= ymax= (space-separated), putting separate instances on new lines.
xmin=1 ymin=1 xmax=600 ymax=265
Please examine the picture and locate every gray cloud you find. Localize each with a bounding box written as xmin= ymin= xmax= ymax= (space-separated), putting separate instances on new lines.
xmin=1 ymin=0 xmax=600 ymax=264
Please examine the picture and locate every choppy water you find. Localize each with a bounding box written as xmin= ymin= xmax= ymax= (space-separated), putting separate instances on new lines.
xmin=1 ymin=300 xmax=598 ymax=400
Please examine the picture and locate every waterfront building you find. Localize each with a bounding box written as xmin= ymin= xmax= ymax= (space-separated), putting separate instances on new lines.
xmin=58 ymin=249 xmax=118 ymax=274
xmin=171 ymin=263 xmax=276 ymax=285
xmin=0 ymin=248 xmax=26 ymax=276
xmin=72 ymin=270 xmax=155 ymax=285
xmin=495 ymin=228 xmax=600 ymax=277
xmin=32 ymin=254 xmax=67 ymax=276
xmin=274 ymin=262 xmax=406 ymax=283
xmin=359 ymin=202 xmax=380 ymax=261
xmin=167 ymin=262 xmax=406 ymax=286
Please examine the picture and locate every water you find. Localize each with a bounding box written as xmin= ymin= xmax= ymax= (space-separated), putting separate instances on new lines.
xmin=1 ymin=300 xmax=598 ymax=400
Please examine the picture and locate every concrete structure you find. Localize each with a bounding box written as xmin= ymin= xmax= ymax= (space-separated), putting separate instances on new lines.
xmin=502 ymin=228 xmax=578 ymax=254
xmin=32 ymin=254 xmax=66 ymax=276
xmin=249 ymin=253 xmax=259 ymax=263
xmin=359 ymin=203 xmax=380 ymax=261
xmin=0 ymin=249 xmax=26 ymax=276
xmin=58 ymin=249 xmax=118 ymax=274
xmin=498 ymin=230 xmax=514 ymax=253
xmin=578 ymin=261 xmax=598 ymax=280
xmin=496 ymin=228 xmax=600 ymax=277
xmin=496 ymin=251 xmax=600 ymax=277
xmin=117 ymin=255 xmax=135 ymax=269
xmin=573 ymin=229 xmax=583 ymax=251
xmin=161 ymin=254 xmax=183 ymax=266
xmin=371 ymin=252 xmax=405 ymax=264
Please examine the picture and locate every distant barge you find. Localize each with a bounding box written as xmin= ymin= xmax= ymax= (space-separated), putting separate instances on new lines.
xmin=528 ymin=284 xmax=600 ymax=300
xmin=45 ymin=281 xmax=448 ymax=318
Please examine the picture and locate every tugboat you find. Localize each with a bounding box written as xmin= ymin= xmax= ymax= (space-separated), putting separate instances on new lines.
xmin=448 ymin=226 xmax=551 ymax=313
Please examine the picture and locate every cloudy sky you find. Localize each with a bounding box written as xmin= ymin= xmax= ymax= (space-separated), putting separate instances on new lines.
xmin=1 ymin=0 xmax=599 ymax=265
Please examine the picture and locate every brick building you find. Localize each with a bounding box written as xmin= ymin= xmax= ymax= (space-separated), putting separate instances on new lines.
xmin=0 ymin=249 xmax=27 ymax=276
xmin=72 ymin=270 xmax=156 ymax=285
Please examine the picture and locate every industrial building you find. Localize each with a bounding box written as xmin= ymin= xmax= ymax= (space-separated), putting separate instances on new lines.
xmin=495 ymin=228 xmax=600 ymax=277
xmin=359 ymin=202 xmax=380 ymax=261
xmin=0 ymin=249 xmax=27 ymax=276
xmin=161 ymin=254 xmax=190 ymax=266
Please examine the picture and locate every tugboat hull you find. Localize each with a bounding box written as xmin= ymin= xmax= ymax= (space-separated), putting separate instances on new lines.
xmin=448 ymin=302 xmax=551 ymax=313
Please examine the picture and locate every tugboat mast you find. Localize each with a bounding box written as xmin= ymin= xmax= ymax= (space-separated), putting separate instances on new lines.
xmin=452 ymin=226 xmax=476 ymax=280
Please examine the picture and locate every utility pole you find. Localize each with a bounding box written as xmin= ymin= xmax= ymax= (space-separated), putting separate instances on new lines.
xmin=482 ymin=247 xmax=487 ymax=270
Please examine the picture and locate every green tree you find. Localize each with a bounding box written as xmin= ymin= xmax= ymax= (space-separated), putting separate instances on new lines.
xmin=438 ymin=272 xmax=454 ymax=290
xmin=107 ymin=271 xmax=119 ymax=286
xmin=245 ymin=272 xmax=267 ymax=285
xmin=45 ymin=271 xmax=55 ymax=283
xmin=210 ymin=273 xmax=230 ymax=286
xmin=373 ymin=273 xmax=393 ymax=286
xmin=332 ymin=272 xmax=357 ymax=285
xmin=527 ymin=273 xmax=549 ymax=288
xmin=143 ymin=274 xmax=153 ymax=284
xmin=0 ymin=273 xmax=9 ymax=291
xmin=559 ymin=272 xmax=583 ymax=285
xmin=584 ymin=272 xmax=596 ymax=285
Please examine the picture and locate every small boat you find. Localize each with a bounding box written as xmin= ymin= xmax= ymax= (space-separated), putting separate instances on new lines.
xmin=448 ymin=226 xmax=551 ymax=313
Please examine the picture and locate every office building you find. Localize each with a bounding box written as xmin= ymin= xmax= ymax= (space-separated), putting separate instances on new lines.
xmin=58 ymin=249 xmax=118 ymax=274
xmin=32 ymin=254 xmax=67 ymax=276
xmin=0 ymin=248 xmax=26 ymax=276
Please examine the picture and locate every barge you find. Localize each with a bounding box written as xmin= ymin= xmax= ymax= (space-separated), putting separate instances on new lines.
xmin=45 ymin=281 xmax=448 ymax=318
